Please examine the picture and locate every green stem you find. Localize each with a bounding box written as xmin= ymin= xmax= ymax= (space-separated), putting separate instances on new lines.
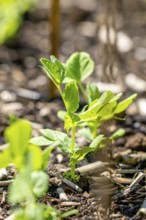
xmin=58 ymin=86 xmax=68 ymax=110
xmin=70 ymin=125 xmax=76 ymax=153
xmin=70 ymin=163 xmax=75 ymax=179
xmin=78 ymin=82 xmax=88 ymax=102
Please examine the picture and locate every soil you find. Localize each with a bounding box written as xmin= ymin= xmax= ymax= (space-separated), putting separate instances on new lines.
xmin=1 ymin=0 xmax=146 ymax=219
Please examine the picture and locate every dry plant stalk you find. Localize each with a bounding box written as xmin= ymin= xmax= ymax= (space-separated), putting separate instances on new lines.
xmin=49 ymin=0 xmax=60 ymax=98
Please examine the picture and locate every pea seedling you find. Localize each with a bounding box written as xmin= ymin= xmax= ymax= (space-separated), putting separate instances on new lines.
xmin=30 ymin=52 xmax=137 ymax=179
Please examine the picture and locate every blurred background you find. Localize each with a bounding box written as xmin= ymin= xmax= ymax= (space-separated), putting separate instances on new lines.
xmin=0 ymin=0 xmax=146 ymax=134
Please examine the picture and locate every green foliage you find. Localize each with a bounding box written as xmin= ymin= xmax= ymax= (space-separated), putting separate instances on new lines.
xmin=0 ymin=120 xmax=70 ymax=220
xmin=40 ymin=57 xmax=66 ymax=88
xmin=65 ymin=52 xmax=94 ymax=82
xmin=30 ymin=52 xmax=137 ymax=179
xmin=63 ymin=81 xmax=79 ymax=113
xmin=0 ymin=0 xmax=37 ymax=45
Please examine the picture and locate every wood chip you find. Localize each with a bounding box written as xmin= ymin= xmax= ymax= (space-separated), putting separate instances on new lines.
xmin=60 ymin=201 xmax=80 ymax=207
xmin=75 ymin=161 xmax=108 ymax=176
xmin=112 ymin=177 xmax=133 ymax=185
xmin=62 ymin=178 xmax=83 ymax=193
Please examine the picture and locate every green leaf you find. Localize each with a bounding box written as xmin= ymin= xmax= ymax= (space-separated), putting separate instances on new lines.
xmin=89 ymin=135 xmax=111 ymax=151
xmin=31 ymin=171 xmax=49 ymax=198
xmin=109 ymin=93 xmax=123 ymax=103
xmin=97 ymin=101 xmax=117 ymax=121
xmin=71 ymin=147 xmax=93 ymax=163
xmin=40 ymin=129 xmax=72 ymax=154
xmin=40 ymin=129 xmax=67 ymax=142
xmin=42 ymin=145 xmax=54 ymax=170
xmin=40 ymin=57 xmax=66 ymax=87
xmin=111 ymin=128 xmax=125 ymax=140
xmin=9 ymin=171 xmax=33 ymax=204
xmin=57 ymin=110 xmax=66 ymax=121
xmin=0 ymin=149 xmax=12 ymax=168
xmin=15 ymin=203 xmax=46 ymax=220
xmin=5 ymin=120 xmax=32 ymax=157
xmin=86 ymin=83 xmax=100 ymax=103
xmin=61 ymin=209 xmax=78 ymax=218
xmin=63 ymin=81 xmax=79 ymax=113
xmin=64 ymin=113 xmax=80 ymax=131
xmin=27 ymin=145 xmax=43 ymax=171
xmin=30 ymin=136 xmax=53 ymax=146
xmin=65 ymin=52 xmax=94 ymax=82
xmin=115 ymin=94 xmax=137 ymax=114
xmin=89 ymin=135 xmax=105 ymax=150
xmin=79 ymin=91 xmax=114 ymax=121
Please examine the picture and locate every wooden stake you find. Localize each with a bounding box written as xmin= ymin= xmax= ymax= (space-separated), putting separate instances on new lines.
xmin=49 ymin=0 xmax=60 ymax=98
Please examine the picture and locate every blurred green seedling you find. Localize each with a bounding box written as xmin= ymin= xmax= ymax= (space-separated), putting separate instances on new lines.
xmin=0 ymin=0 xmax=37 ymax=45
xmin=0 ymin=120 xmax=77 ymax=219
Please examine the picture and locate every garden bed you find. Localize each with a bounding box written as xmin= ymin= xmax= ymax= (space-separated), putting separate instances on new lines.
xmin=0 ymin=1 xmax=146 ymax=219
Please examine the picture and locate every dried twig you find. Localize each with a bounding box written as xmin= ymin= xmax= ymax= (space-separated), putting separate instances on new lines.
xmin=112 ymin=177 xmax=133 ymax=184
xmin=0 ymin=179 xmax=13 ymax=186
xmin=62 ymin=178 xmax=83 ymax=193
xmin=60 ymin=201 xmax=80 ymax=207
xmin=116 ymin=169 xmax=146 ymax=174
xmin=75 ymin=161 xmax=108 ymax=176
xmin=124 ymin=172 xmax=145 ymax=195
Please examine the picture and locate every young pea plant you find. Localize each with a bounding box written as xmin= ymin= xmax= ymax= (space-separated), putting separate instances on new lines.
xmin=30 ymin=52 xmax=137 ymax=180
xmin=0 ymin=120 xmax=77 ymax=220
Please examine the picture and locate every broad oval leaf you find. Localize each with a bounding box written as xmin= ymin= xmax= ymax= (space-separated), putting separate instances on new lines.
xmin=63 ymin=81 xmax=79 ymax=113
xmin=27 ymin=145 xmax=43 ymax=171
xmin=5 ymin=120 xmax=32 ymax=157
xmin=65 ymin=52 xmax=94 ymax=82
xmin=40 ymin=57 xmax=66 ymax=87
xmin=31 ymin=171 xmax=49 ymax=198
xmin=30 ymin=136 xmax=53 ymax=146
xmin=40 ymin=129 xmax=67 ymax=141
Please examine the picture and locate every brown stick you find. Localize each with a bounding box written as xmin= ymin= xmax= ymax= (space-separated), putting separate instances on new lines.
xmin=49 ymin=0 xmax=60 ymax=98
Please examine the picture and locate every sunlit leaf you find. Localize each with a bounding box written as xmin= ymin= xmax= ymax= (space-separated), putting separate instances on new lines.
xmin=5 ymin=120 xmax=32 ymax=157
xmin=63 ymin=81 xmax=79 ymax=113
xmin=111 ymin=128 xmax=125 ymax=140
xmin=115 ymin=94 xmax=137 ymax=114
xmin=65 ymin=52 xmax=94 ymax=82
xmin=40 ymin=57 xmax=66 ymax=87
xmin=30 ymin=136 xmax=53 ymax=146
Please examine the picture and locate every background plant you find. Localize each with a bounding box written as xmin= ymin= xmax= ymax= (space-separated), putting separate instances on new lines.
xmin=0 ymin=120 xmax=76 ymax=220
xmin=0 ymin=0 xmax=37 ymax=45
xmin=30 ymin=52 xmax=137 ymax=179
